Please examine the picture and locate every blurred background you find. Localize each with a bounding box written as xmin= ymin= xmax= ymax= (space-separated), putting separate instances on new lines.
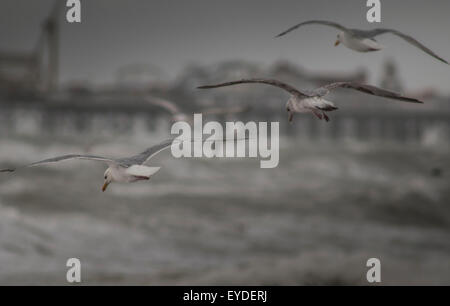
xmin=0 ymin=0 xmax=449 ymax=285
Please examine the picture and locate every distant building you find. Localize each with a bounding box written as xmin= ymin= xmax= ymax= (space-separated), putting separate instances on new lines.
xmin=0 ymin=51 xmax=41 ymax=95
xmin=0 ymin=1 xmax=61 ymax=97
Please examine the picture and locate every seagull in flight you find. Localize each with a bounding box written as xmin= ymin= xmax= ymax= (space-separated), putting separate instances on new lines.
xmin=145 ymin=96 xmax=190 ymax=122
xmin=198 ymin=79 xmax=424 ymax=122
xmin=0 ymin=139 xmax=176 ymax=192
xmin=275 ymin=20 xmax=449 ymax=64
xmin=144 ymin=96 xmax=250 ymax=123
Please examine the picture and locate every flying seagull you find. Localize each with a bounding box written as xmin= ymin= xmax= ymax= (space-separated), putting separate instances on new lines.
xmin=145 ymin=96 xmax=250 ymax=123
xmin=275 ymin=20 xmax=448 ymax=64
xmin=0 ymin=138 xmax=176 ymax=192
xmin=198 ymin=79 xmax=424 ymax=122
xmin=145 ymin=96 xmax=190 ymax=122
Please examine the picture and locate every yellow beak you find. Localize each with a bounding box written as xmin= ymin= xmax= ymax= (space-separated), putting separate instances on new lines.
xmin=102 ymin=182 xmax=109 ymax=192
xmin=334 ymin=40 xmax=340 ymax=46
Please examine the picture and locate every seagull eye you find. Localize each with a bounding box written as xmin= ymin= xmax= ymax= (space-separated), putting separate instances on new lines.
xmin=104 ymin=176 xmax=107 ymax=179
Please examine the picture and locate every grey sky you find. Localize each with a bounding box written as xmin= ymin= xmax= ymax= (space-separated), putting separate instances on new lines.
xmin=1 ymin=0 xmax=449 ymax=93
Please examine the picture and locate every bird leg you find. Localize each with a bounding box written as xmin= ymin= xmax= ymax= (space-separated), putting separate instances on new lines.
xmin=322 ymin=112 xmax=330 ymax=122
xmin=312 ymin=110 xmax=323 ymax=120
xmin=288 ymin=111 xmax=294 ymax=123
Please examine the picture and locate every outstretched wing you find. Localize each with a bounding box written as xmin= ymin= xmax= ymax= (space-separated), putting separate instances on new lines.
xmin=322 ymin=82 xmax=424 ymax=104
xmin=276 ymin=20 xmax=349 ymax=38
xmin=365 ymin=28 xmax=448 ymax=64
xmin=144 ymin=96 xmax=183 ymax=116
xmin=198 ymin=79 xmax=308 ymax=97
xmin=122 ymin=138 xmax=175 ymax=166
xmin=0 ymin=154 xmax=118 ymax=173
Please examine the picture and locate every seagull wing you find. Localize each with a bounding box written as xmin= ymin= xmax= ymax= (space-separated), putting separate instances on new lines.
xmin=123 ymin=138 xmax=175 ymax=166
xmin=322 ymin=82 xmax=424 ymax=104
xmin=275 ymin=20 xmax=349 ymax=38
xmin=0 ymin=154 xmax=118 ymax=173
xmin=365 ymin=28 xmax=448 ymax=64
xmin=144 ymin=96 xmax=183 ymax=116
xmin=198 ymin=79 xmax=308 ymax=97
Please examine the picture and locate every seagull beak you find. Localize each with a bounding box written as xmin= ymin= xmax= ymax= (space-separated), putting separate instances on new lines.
xmin=102 ymin=182 xmax=109 ymax=192
xmin=334 ymin=40 xmax=340 ymax=46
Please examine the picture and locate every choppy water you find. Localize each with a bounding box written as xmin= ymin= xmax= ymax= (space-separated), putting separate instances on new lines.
xmin=0 ymin=128 xmax=449 ymax=285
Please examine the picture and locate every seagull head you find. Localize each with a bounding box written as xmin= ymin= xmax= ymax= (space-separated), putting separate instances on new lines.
xmin=335 ymin=33 xmax=343 ymax=46
xmin=102 ymin=168 xmax=113 ymax=192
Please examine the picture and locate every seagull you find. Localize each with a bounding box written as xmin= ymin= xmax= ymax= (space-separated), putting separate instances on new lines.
xmin=198 ymin=79 xmax=424 ymax=122
xmin=275 ymin=20 xmax=449 ymax=64
xmin=144 ymin=96 xmax=250 ymax=123
xmin=145 ymin=96 xmax=190 ymax=122
xmin=0 ymin=138 xmax=176 ymax=192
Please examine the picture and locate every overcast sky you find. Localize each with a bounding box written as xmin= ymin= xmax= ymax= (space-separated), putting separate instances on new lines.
xmin=1 ymin=0 xmax=449 ymax=93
